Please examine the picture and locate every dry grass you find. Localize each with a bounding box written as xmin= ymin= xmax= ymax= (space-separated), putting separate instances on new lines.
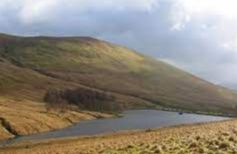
xmin=0 ymin=97 xmax=111 ymax=141
xmin=1 ymin=119 xmax=237 ymax=154
xmin=0 ymin=125 xmax=13 ymax=141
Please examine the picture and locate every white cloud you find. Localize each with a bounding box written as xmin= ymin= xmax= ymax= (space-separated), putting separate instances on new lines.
xmin=86 ymin=0 xmax=158 ymax=11
xmin=222 ymin=39 xmax=237 ymax=51
xmin=170 ymin=0 xmax=237 ymax=28
xmin=170 ymin=0 xmax=237 ymax=52
xmin=19 ymin=0 xmax=58 ymax=24
xmin=74 ymin=0 xmax=159 ymax=12
xmin=0 ymin=0 xmax=159 ymax=25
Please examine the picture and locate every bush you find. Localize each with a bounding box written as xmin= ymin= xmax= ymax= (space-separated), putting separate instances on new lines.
xmin=44 ymin=88 xmax=122 ymax=112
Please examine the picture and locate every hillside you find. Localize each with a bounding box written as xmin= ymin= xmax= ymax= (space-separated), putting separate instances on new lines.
xmin=1 ymin=33 xmax=237 ymax=114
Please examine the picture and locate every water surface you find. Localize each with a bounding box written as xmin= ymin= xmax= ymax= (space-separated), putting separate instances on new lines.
xmin=0 ymin=110 xmax=230 ymax=146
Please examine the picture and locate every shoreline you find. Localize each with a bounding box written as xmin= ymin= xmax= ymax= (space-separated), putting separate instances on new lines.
xmin=0 ymin=118 xmax=237 ymax=154
xmin=0 ymin=108 xmax=231 ymax=147
xmin=0 ymin=111 xmax=232 ymax=148
xmin=155 ymin=106 xmax=236 ymax=117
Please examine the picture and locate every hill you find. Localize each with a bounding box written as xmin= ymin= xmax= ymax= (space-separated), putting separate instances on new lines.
xmin=1 ymin=33 xmax=237 ymax=114
xmin=1 ymin=33 xmax=237 ymax=140
xmin=0 ymin=35 xmax=237 ymax=112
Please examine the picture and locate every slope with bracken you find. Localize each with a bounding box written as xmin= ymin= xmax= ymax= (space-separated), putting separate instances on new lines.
xmin=1 ymin=33 xmax=237 ymax=114
xmin=1 ymin=33 xmax=237 ymax=140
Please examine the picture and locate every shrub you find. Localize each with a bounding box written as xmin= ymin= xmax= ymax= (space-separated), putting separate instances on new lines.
xmin=44 ymin=88 xmax=122 ymax=112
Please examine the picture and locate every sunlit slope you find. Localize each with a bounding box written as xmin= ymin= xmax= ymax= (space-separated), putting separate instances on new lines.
xmin=1 ymin=34 xmax=237 ymax=114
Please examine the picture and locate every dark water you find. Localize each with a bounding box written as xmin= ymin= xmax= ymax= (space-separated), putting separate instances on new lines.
xmin=0 ymin=110 xmax=230 ymax=146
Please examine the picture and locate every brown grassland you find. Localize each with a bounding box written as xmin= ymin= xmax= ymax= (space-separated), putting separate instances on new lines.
xmin=0 ymin=97 xmax=111 ymax=141
xmin=1 ymin=119 xmax=237 ymax=154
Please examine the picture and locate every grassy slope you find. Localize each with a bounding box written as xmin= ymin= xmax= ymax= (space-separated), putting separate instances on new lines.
xmin=1 ymin=34 xmax=237 ymax=114
xmin=0 ymin=96 xmax=112 ymax=141
xmin=0 ymin=35 xmax=152 ymax=107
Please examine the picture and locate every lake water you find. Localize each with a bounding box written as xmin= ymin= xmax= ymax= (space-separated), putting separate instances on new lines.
xmin=0 ymin=110 xmax=230 ymax=146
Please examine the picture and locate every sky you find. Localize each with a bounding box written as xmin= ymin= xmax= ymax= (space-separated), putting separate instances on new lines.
xmin=1 ymin=0 xmax=237 ymax=89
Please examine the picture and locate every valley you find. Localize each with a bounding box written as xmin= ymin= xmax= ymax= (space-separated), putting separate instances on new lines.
xmin=1 ymin=33 xmax=237 ymax=153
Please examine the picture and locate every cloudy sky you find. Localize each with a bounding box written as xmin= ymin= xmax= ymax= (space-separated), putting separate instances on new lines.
xmin=1 ymin=0 xmax=237 ymax=89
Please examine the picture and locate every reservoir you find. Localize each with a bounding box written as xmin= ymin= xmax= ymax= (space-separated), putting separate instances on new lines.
xmin=0 ymin=110 xmax=230 ymax=146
